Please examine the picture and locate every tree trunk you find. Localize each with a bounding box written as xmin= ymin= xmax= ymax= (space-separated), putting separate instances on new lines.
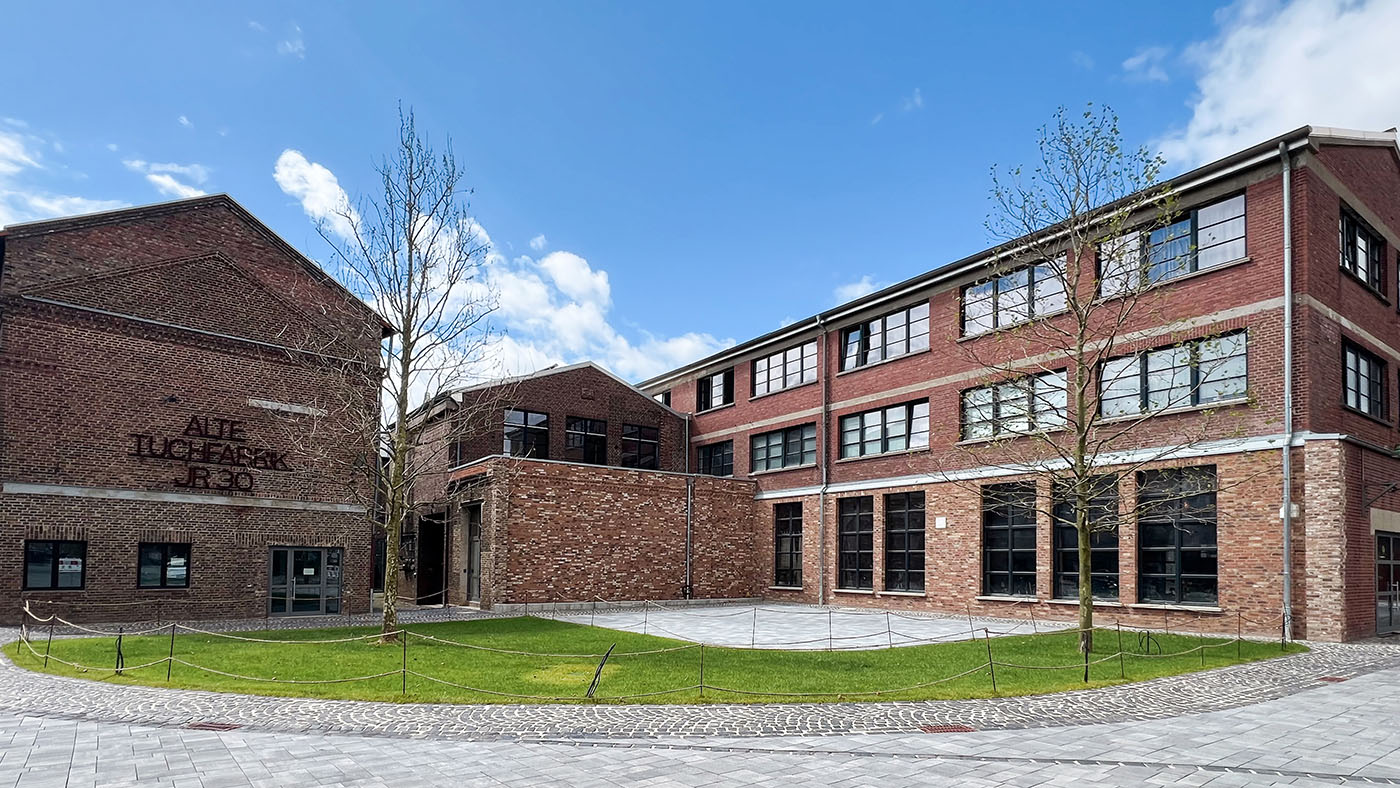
xmin=1077 ymin=516 xmax=1094 ymax=654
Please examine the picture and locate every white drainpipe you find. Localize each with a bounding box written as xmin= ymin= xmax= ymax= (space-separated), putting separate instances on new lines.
xmin=1279 ymin=141 xmax=1295 ymax=641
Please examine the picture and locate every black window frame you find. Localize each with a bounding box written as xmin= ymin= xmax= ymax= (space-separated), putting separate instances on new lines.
xmin=982 ymin=482 xmax=1037 ymax=597
xmin=1341 ymin=206 xmax=1386 ymax=294
xmin=1051 ymin=478 xmax=1119 ymax=600
xmin=696 ymin=368 xmax=735 ymax=412
xmin=697 ymin=440 xmax=734 ymax=477
xmin=23 ymin=539 xmax=87 ymax=591
xmin=138 ymin=542 xmax=192 ymax=589
xmin=960 ymin=369 xmax=1068 ymax=440
xmin=564 ymin=417 xmax=608 ymax=465
xmin=1098 ymin=193 xmax=1247 ymax=296
xmin=838 ymin=400 xmax=930 ymax=458
xmin=656 ymin=390 xmax=672 ymax=407
xmin=839 ymin=301 xmax=931 ymax=371
xmin=1098 ymin=331 xmax=1249 ymax=418
xmin=621 ymin=423 xmax=660 ymax=469
xmin=752 ymin=341 xmax=818 ymax=397
xmin=503 ymin=408 xmax=550 ymax=459
xmin=773 ymin=502 xmax=803 ymax=588
xmin=961 ymin=259 xmax=1068 ymax=336
xmin=749 ymin=423 xmax=817 ymax=473
xmin=884 ymin=492 xmax=925 ymax=593
xmin=1343 ymin=340 xmax=1388 ymax=421
xmin=1137 ymin=465 xmax=1218 ymax=606
xmin=837 ymin=496 xmax=874 ymax=590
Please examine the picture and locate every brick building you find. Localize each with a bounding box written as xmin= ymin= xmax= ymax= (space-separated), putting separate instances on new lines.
xmin=0 ymin=196 xmax=386 ymax=623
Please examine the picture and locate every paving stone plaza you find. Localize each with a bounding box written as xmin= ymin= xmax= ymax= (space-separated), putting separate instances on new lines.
xmin=4 ymin=605 xmax=1400 ymax=786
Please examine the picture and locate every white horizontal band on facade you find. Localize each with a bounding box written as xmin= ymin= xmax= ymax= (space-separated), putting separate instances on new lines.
xmin=753 ymin=431 xmax=1346 ymax=501
xmin=247 ymin=398 xmax=329 ymax=417
xmin=1 ymin=482 xmax=367 ymax=513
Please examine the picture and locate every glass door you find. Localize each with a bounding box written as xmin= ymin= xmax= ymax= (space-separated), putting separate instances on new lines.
xmin=270 ymin=547 xmax=343 ymax=616
xmin=1379 ymin=534 xmax=1400 ymax=635
xmin=466 ymin=503 xmax=483 ymax=603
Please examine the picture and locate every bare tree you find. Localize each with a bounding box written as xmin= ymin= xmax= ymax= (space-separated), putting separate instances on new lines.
xmin=947 ymin=106 xmax=1257 ymax=653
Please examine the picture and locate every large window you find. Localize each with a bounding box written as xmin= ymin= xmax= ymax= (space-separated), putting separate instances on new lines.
xmin=963 ymin=260 xmax=1068 ymax=336
xmin=697 ymin=441 xmax=734 ymax=477
xmin=884 ymin=492 xmax=925 ymax=592
xmin=1343 ymin=341 xmax=1387 ymax=419
xmin=838 ymin=496 xmax=874 ymax=590
xmin=697 ymin=369 xmax=734 ymax=411
xmin=982 ymin=482 xmax=1036 ymax=597
xmin=774 ymin=502 xmax=803 ymax=588
xmin=1100 ymin=331 xmax=1248 ymax=418
xmin=1052 ymin=478 xmax=1119 ymax=600
xmin=961 ymin=370 xmax=1067 ymax=440
xmin=621 ymin=424 xmax=660 ymax=469
xmin=24 ymin=540 xmax=86 ymax=590
xmin=839 ymin=400 xmax=930 ymax=458
xmin=1138 ymin=466 xmax=1218 ymax=605
xmin=1341 ymin=208 xmax=1385 ymax=292
xmin=753 ymin=341 xmax=818 ymax=396
xmin=138 ymin=543 xmax=191 ymax=589
xmin=1100 ymin=195 xmax=1245 ymax=296
xmin=503 ymin=409 xmax=549 ymax=458
xmin=840 ymin=302 xmax=931 ymax=370
xmin=750 ymin=423 xmax=817 ymax=472
xmin=564 ymin=417 xmax=608 ymax=465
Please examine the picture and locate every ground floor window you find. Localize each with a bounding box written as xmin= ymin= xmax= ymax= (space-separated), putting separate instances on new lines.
xmin=983 ymin=482 xmax=1036 ymax=596
xmin=773 ymin=502 xmax=803 ymax=587
xmin=1052 ymin=477 xmax=1119 ymax=600
xmin=884 ymin=492 xmax=925 ymax=592
xmin=24 ymin=540 xmax=86 ymax=590
xmin=138 ymin=543 xmax=191 ymax=588
xmin=1138 ymin=465 xmax=1218 ymax=605
xmin=838 ymin=496 xmax=874 ymax=590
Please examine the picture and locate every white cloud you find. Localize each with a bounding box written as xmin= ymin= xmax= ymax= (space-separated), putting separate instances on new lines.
xmin=105 ymin=143 xmax=119 ymax=152
xmin=833 ymin=275 xmax=888 ymax=304
xmin=278 ymin=24 xmax=306 ymax=58
xmin=901 ymin=87 xmax=924 ymax=112
xmin=273 ymin=149 xmax=357 ymax=242
xmin=538 ymin=250 xmax=610 ymax=307
xmin=1071 ymin=51 xmax=1095 ymax=70
xmin=1158 ymin=0 xmax=1400 ymax=169
xmin=178 ymin=115 xmax=193 ymax=129
xmin=248 ymin=20 xmax=266 ymax=32
xmin=529 ymin=233 xmax=548 ymax=251
xmin=0 ymin=126 xmax=124 ymax=226
xmin=123 ymin=159 xmax=209 ymax=199
xmin=0 ymin=131 xmax=40 ymax=176
xmin=144 ymin=173 xmax=206 ymax=199
xmin=870 ymin=113 xmax=884 ymax=126
xmin=1122 ymin=46 xmax=1171 ymax=83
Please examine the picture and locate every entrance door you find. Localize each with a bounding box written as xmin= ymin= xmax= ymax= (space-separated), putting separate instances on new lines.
xmin=416 ymin=515 xmax=447 ymax=606
xmin=465 ymin=502 xmax=483 ymax=603
xmin=269 ymin=547 xmax=343 ymax=616
xmin=1379 ymin=534 xmax=1400 ymax=635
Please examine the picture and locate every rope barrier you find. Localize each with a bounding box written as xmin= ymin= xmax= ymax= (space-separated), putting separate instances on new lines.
xmin=172 ymin=660 xmax=402 ymax=685
xmin=172 ymin=625 xmax=395 ymax=645
xmin=406 ymin=631 xmax=699 ymax=658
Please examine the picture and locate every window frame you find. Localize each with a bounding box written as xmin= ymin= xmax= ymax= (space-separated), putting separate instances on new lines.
xmin=961 ymin=259 xmax=1068 ymax=336
xmin=696 ymin=368 xmax=735 ymax=412
xmin=1051 ymin=478 xmax=1119 ymax=601
xmin=960 ymin=369 xmax=1067 ymax=440
xmin=1098 ymin=331 xmax=1249 ymax=418
xmin=696 ymin=440 xmax=734 ymax=477
xmin=752 ymin=341 xmax=818 ymax=397
xmin=773 ymin=502 xmax=803 ymax=588
xmin=883 ymin=492 xmax=925 ymax=593
xmin=837 ymin=496 xmax=874 ymax=590
xmin=839 ymin=301 xmax=931 ymax=371
xmin=23 ymin=539 xmax=87 ymax=591
xmin=1340 ymin=206 xmax=1386 ymax=295
xmin=563 ymin=417 xmax=609 ymax=465
xmin=749 ymin=423 xmax=818 ymax=473
xmin=137 ymin=542 xmax=192 ymax=589
xmin=1098 ymin=193 xmax=1247 ymax=297
xmin=1342 ymin=340 xmax=1388 ymax=421
xmin=838 ymin=400 xmax=931 ymax=458
xmin=620 ymin=424 xmax=660 ymax=469
xmin=503 ymin=408 xmax=550 ymax=459
xmin=1137 ymin=466 xmax=1219 ymax=606
xmin=981 ymin=482 xmax=1037 ymax=597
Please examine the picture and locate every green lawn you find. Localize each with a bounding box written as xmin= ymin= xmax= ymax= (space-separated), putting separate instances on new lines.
xmin=10 ymin=617 xmax=1305 ymax=704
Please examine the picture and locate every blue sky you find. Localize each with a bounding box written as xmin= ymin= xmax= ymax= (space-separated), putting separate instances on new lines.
xmin=3 ymin=0 xmax=1397 ymax=381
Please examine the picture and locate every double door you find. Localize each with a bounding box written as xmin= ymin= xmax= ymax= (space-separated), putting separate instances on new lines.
xmin=1378 ymin=534 xmax=1400 ymax=635
xmin=270 ymin=547 xmax=342 ymax=616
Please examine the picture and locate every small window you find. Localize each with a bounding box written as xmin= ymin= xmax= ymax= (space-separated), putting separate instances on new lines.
xmin=24 ymin=540 xmax=86 ymax=590
xmin=138 ymin=543 xmax=191 ymax=589
xmin=982 ymin=483 xmax=1036 ymax=597
xmin=1344 ymin=342 xmax=1387 ymax=420
xmin=1099 ymin=332 xmax=1248 ymax=417
xmin=1341 ymin=208 xmax=1385 ymax=293
xmin=1052 ymin=478 xmax=1118 ymax=600
xmin=503 ymin=409 xmax=549 ymax=458
xmin=1100 ymin=194 xmax=1246 ymax=296
xmin=774 ymin=502 xmax=803 ymax=587
xmin=961 ymin=370 xmax=1066 ymax=440
xmin=621 ymin=424 xmax=660 ymax=469
xmin=697 ymin=441 xmax=734 ymax=477
xmin=838 ymin=400 xmax=930 ymax=458
xmin=564 ymin=417 xmax=608 ymax=465
xmin=962 ymin=259 xmax=1067 ymax=336
xmin=753 ymin=341 xmax=818 ymax=396
xmin=696 ymin=369 xmax=734 ymax=411
xmin=884 ymin=492 xmax=925 ymax=592
xmin=750 ymin=423 xmax=817 ymax=472
xmin=837 ymin=496 xmax=874 ymax=590
xmin=840 ymin=302 xmax=930 ymax=370
xmin=655 ymin=391 xmax=672 ymax=407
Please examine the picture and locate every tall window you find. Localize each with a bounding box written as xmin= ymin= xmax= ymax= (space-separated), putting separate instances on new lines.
xmin=982 ymin=482 xmax=1036 ymax=597
xmin=1343 ymin=341 xmax=1387 ymax=419
xmin=1341 ymin=208 xmax=1385 ymax=292
xmin=621 ymin=424 xmax=659 ymax=469
xmin=138 ymin=543 xmax=191 ymax=589
xmin=961 ymin=370 xmax=1067 ymax=440
xmin=753 ymin=341 xmax=818 ymax=396
xmin=696 ymin=368 xmax=734 ymax=411
xmin=24 ymin=540 xmax=86 ymax=590
xmin=697 ymin=441 xmax=734 ymax=477
xmin=1052 ymin=478 xmax=1119 ymax=600
xmin=1138 ymin=466 xmax=1218 ymax=605
xmin=750 ymin=423 xmax=817 ymax=472
xmin=839 ymin=400 xmax=930 ymax=458
xmin=503 ymin=409 xmax=549 ymax=458
xmin=963 ymin=259 xmax=1068 ymax=335
xmin=1100 ymin=194 xmax=1246 ymax=296
xmin=838 ymin=496 xmax=874 ymax=590
xmin=774 ymin=502 xmax=803 ymax=587
xmin=1100 ymin=331 xmax=1248 ymax=418
xmin=840 ymin=302 xmax=931 ymax=370
xmin=564 ymin=417 xmax=608 ymax=465
xmin=884 ymin=492 xmax=925 ymax=592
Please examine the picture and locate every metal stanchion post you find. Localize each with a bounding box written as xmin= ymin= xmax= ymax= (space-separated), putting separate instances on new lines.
xmin=114 ymin=627 xmax=125 ymax=676
xmin=751 ymin=607 xmax=757 ymax=648
xmin=984 ymin=629 xmax=997 ymax=694
xmin=1116 ymin=622 xmax=1125 ymax=679
xmin=167 ymin=623 xmax=176 ymax=682
xmin=401 ymin=631 xmax=408 ymax=696
xmin=1237 ymin=612 xmax=1242 ymax=660
xmin=698 ymin=644 xmax=705 ymax=698
xmin=43 ymin=620 xmax=55 ymax=669
xmin=885 ymin=611 xmax=893 ymax=649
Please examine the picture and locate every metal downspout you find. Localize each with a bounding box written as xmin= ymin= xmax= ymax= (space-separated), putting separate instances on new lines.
xmin=1279 ymin=141 xmax=1295 ymax=641
xmin=684 ymin=415 xmax=693 ymax=599
xmin=817 ymin=317 xmax=830 ymax=606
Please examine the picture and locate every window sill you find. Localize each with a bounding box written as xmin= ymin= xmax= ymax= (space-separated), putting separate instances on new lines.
xmin=833 ymin=588 xmax=875 ymax=595
xmin=835 ymin=346 xmax=931 ymax=378
xmin=956 ymin=426 xmax=1065 ymax=447
xmin=1044 ymin=598 xmax=1123 ymax=607
xmin=957 ymin=306 xmax=1071 ymax=343
xmin=1341 ymin=403 xmax=1392 ymax=428
xmin=768 ymin=585 xmax=804 ymax=591
xmin=975 ymin=595 xmax=1039 ymax=603
xmin=1093 ymin=256 xmax=1253 ymax=303
xmin=694 ymin=401 xmax=735 ymax=416
xmin=1128 ymin=603 xmax=1223 ymax=613
xmin=749 ymin=379 xmax=818 ymax=403
xmin=1096 ymin=397 xmax=1250 ymax=425
xmin=749 ymin=462 xmax=818 ymax=477
xmin=877 ymin=590 xmax=926 ymax=598
xmin=135 ymin=586 xmax=194 ymax=592
xmin=1341 ymin=266 xmax=1391 ymax=305
xmin=834 ymin=446 xmax=930 ymax=464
